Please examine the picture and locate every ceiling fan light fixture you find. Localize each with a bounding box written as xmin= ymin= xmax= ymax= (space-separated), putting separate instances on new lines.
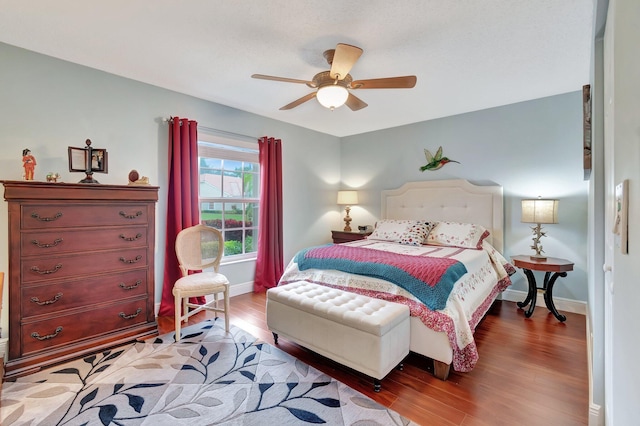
xmin=252 ymin=43 xmax=416 ymax=111
xmin=316 ymin=85 xmax=349 ymax=110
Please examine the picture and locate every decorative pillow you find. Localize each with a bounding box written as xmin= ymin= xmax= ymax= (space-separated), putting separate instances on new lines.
xmin=426 ymin=221 xmax=490 ymax=249
xmin=367 ymin=219 xmax=435 ymax=246
xmin=399 ymin=221 xmax=436 ymax=246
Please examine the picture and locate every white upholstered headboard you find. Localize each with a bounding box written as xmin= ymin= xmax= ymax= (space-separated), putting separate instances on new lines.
xmin=381 ymin=179 xmax=504 ymax=252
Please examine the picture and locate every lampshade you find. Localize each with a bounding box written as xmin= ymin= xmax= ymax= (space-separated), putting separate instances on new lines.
xmin=317 ymin=85 xmax=349 ymax=110
xmin=337 ymin=190 xmax=358 ymax=205
xmin=521 ymin=199 xmax=559 ymax=224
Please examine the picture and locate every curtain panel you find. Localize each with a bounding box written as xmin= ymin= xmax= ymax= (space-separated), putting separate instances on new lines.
xmin=158 ymin=117 xmax=203 ymax=317
xmin=253 ymin=136 xmax=284 ymax=292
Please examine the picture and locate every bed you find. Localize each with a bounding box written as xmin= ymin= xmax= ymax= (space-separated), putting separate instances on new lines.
xmin=278 ymin=179 xmax=515 ymax=380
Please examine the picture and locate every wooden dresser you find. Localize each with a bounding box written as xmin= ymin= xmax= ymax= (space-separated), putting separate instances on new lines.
xmin=1 ymin=181 xmax=159 ymax=379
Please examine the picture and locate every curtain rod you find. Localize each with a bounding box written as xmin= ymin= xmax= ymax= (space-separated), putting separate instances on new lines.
xmin=164 ymin=117 xmax=256 ymax=142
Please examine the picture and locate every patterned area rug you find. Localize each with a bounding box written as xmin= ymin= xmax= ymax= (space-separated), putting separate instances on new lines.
xmin=1 ymin=319 xmax=418 ymax=425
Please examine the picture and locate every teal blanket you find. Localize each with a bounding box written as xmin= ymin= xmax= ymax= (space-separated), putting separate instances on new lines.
xmin=295 ymin=244 xmax=468 ymax=311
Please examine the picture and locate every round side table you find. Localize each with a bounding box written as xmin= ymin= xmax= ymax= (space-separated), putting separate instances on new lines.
xmin=511 ymin=255 xmax=574 ymax=322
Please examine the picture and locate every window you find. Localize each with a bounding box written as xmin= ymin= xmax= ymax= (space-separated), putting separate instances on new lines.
xmin=198 ymin=132 xmax=259 ymax=261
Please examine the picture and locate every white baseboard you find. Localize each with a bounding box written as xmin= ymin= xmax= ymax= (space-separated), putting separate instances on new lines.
xmin=154 ymin=281 xmax=255 ymax=316
xmin=228 ymin=281 xmax=254 ymax=297
xmin=589 ymin=404 xmax=603 ymax=426
xmin=155 ymin=286 xmax=587 ymax=317
xmin=501 ymin=289 xmax=587 ymax=315
xmin=0 ymin=337 xmax=8 ymax=362
xmin=585 ymin=305 xmax=604 ymax=426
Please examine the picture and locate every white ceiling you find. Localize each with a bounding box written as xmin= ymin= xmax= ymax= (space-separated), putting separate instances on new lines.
xmin=0 ymin=0 xmax=594 ymax=137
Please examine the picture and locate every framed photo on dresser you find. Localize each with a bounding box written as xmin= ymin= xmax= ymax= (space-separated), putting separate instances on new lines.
xmin=68 ymin=146 xmax=108 ymax=173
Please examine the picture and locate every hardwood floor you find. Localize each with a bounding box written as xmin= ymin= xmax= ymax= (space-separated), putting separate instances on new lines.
xmin=158 ymin=292 xmax=589 ymax=426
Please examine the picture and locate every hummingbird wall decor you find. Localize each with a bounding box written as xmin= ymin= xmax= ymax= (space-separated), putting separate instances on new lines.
xmin=420 ymin=146 xmax=460 ymax=172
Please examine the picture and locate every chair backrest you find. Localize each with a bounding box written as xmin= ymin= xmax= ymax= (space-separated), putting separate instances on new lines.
xmin=175 ymin=224 xmax=224 ymax=276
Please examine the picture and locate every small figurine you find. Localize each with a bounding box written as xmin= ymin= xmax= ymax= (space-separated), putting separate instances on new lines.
xmin=128 ymin=169 xmax=150 ymax=185
xmin=22 ymin=148 xmax=37 ymax=180
xmin=128 ymin=170 xmax=140 ymax=183
xmin=46 ymin=172 xmax=61 ymax=183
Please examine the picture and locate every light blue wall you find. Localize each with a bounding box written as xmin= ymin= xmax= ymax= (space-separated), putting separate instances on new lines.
xmin=340 ymin=93 xmax=589 ymax=302
xmin=0 ymin=42 xmax=341 ymax=335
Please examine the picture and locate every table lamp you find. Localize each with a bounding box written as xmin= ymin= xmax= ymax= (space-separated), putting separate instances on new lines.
xmin=337 ymin=190 xmax=358 ymax=232
xmin=521 ymin=198 xmax=559 ymax=260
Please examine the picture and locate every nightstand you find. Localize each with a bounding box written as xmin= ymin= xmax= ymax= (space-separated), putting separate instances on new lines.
xmin=511 ymin=255 xmax=574 ymax=322
xmin=331 ymin=230 xmax=371 ymax=244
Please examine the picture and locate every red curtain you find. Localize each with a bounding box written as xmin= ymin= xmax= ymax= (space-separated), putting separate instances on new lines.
xmin=253 ymin=137 xmax=284 ymax=292
xmin=158 ymin=117 xmax=203 ymax=317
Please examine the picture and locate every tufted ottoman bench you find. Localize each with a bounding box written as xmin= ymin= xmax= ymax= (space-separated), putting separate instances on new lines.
xmin=266 ymin=281 xmax=410 ymax=391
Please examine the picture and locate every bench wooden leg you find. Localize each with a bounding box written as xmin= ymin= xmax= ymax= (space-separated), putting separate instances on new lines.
xmin=433 ymin=360 xmax=451 ymax=381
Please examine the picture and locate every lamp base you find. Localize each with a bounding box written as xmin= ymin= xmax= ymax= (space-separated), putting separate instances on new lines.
xmin=343 ymin=206 xmax=353 ymax=232
xmin=528 ymin=223 xmax=548 ymax=261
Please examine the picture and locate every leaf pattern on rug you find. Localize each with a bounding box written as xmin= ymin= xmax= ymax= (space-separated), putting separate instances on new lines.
xmin=0 ymin=319 xmax=419 ymax=425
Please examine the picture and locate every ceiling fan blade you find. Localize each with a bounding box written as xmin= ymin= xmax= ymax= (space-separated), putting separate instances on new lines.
xmin=351 ymin=76 xmax=417 ymax=89
xmin=279 ymin=92 xmax=317 ymax=110
xmin=345 ymin=93 xmax=368 ymax=111
xmin=252 ymin=74 xmax=312 ymax=85
xmin=329 ymin=43 xmax=363 ymax=80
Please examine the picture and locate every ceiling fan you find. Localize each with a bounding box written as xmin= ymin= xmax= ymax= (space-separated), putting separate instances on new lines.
xmin=251 ymin=43 xmax=417 ymax=111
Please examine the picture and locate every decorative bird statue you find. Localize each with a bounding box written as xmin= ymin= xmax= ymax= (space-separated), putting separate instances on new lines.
xmin=420 ymin=146 xmax=460 ymax=172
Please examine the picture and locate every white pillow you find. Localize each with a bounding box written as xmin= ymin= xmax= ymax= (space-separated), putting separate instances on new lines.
xmin=426 ymin=221 xmax=490 ymax=249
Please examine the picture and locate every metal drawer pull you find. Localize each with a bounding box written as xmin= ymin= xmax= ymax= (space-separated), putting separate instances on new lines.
xmin=31 ymin=238 xmax=64 ymax=248
xmin=119 ymin=233 xmax=143 ymax=241
xmin=31 ymin=292 xmax=63 ymax=305
xmin=30 ymin=263 xmax=63 ymax=275
xmin=119 ymin=255 xmax=143 ymax=264
xmin=31 ymin=212 xmax=63 ymax=222
xmin=31 ymin=326 xmax=63 ymax=341
xmin=119 ymin=308 xmax=142 ymax=319
xmin=119 ymin=211 xmax=143 ymax=219
xmin=119 ymin=280 xmax=142 ymax=290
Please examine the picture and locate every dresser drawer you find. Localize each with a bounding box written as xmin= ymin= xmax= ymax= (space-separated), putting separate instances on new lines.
xmin=21 ymin=269 xmax=148 ymax=318
xmin=21 ymin=299 xmax=149 ymax=356
xmin=21 ymin=204 xmax=150 ymax=229
xmin=21 ymin=226 xmax=149 ymax=256
xmin=22 ymin=248 xmax=149 ymax=284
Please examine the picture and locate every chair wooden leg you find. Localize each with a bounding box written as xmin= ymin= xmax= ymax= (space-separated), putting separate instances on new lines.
xmin=224 ymin=287 xmax=230 ymax=332
xmin=183 ymin=297 xmax=188 ymax=321
xmin=174 ymin=293 xmax=181 ymax=342
xmin=213 ymin=293 xmax=219 ymax=319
